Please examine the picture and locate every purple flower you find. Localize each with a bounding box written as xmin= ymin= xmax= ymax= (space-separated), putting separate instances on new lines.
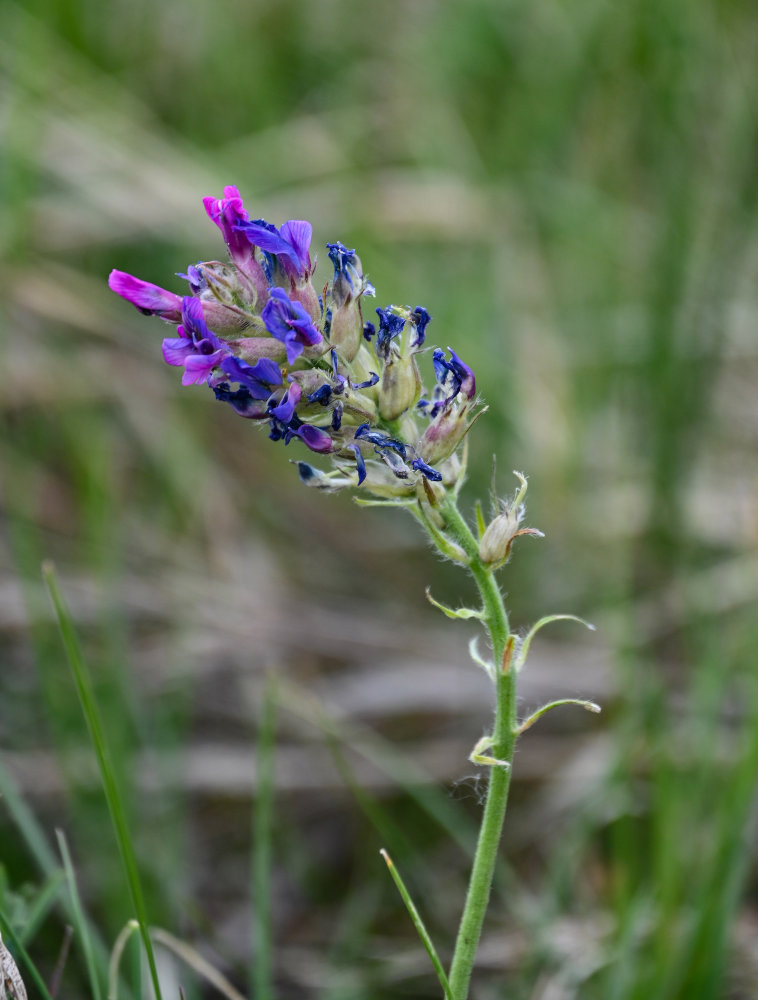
xmin=261 ymin=287 xmax=322 ymax=364
xmin=177 ymin=264 xmax=205 ymax=294
xmin=410 ymin=307 xmax=431 ymax=347
xmin=432 ymin=347 xmax=476 ymax=401
xmin=296 ymin=424 xmax=333 ymax=452
xmin=203 ymin=187 xmax=271 ymax=302
xmin=354 ymin=423 xmax=407 ymax=458
xmin=235 ymin=218 xmax=313 ymax=281
xmin=108 ymin=270 xmax=183 ymax=322
xmin=375 ymin=306 xmax=406 ymax=358
xmin=162 ymin=297 xmax=229 ymax=386
xmin=326 ymin=241 xmax=374 ymax=305
xmin=411 ymin=457 xmax=442 ymax=481
xmin=270 ymin=381 xmax=302 ymax=423
xmin=308 ymin=384 xmax=333 ymax=405
xmin=263 ymin=380 xmax=333 ymax=454
xmin=352 ymin=445 xmax=367 ymax=485
xmin=269 ymin=415 xmax=333 ymax=454
xmin=350 ymin=372 xmax=379 ymax=390
xmin=203 ymin=186 xmax=254 ymax=271
xmin=220 ymin=356 xmax=283 ymax=399
xmin=212 ymin=383 xmax=269 ymax=419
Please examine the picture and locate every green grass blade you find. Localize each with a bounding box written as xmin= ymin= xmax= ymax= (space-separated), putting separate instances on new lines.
xmin=42 ymin=562 xmax=163 ymax=1000
xmin=380 ymin=850 xmax=452 ymax=1000
xmin=56 ymin=828 xmax=103 ymax=1000
xmin=252 ymin=678 xmax=276 ymax=1000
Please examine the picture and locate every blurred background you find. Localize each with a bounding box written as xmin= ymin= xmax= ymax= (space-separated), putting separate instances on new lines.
xmin=2 ymin=0 xmax=758 ymax=997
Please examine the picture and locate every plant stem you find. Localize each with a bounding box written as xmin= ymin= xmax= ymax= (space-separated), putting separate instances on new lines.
xmin=437 ymin=494 xmax=516 ymax=1000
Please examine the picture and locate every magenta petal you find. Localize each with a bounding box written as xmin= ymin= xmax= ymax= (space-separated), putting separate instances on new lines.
xmin=181 ymin=350 xmax=225 ymax=386
xmin=298 ymin=425 xmax=332 ymax=453
xmin=162 ymin=336 xmax=193 ymax=366
xmin=203 ymin=188 xmax=252 ymax=267
xmin=108 ymin=270 xmax=182 ymax=320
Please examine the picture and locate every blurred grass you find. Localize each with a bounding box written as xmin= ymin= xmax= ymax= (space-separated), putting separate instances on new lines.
xmin=1 ymin=0 xmax=758 ymax=997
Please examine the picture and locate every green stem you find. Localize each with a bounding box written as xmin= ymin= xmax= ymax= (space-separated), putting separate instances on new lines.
xmin=436 ymin=494 xmax=516 ymax=1000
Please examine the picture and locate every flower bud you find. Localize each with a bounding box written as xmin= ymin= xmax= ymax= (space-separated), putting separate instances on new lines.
xmin=329 ymin=300 xmax=363 ymax=361
xmin=416 ymin=404 xmax=473 ymax=465
xmin=416 ymin=347 xmax=479 ymax=464
xmin=108 ymin=270 xmax=182 ymax=322
xmin=288 ymin=278 xmax=321 ymax=322
xmin=189 ymin=261 xmax=257 ymax=332
xmin=478 ymin=472 xmax=543 ymax=566
xmin=379 ymin=354 xmax=422 ymax=420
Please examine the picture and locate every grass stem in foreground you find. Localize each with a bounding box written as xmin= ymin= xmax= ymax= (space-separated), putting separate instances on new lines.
xmin=42 ymin=562 xmax=163 ymax=1000
xmin=252 ymin=677 xmax=277 ymax=1000
xmin=380 ymin=850 xmax=452 ymax=1000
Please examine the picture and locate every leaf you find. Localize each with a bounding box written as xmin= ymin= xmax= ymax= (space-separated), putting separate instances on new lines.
xmin=518 ymin=699 xmax=602 ymax=734
xmin=515 ymin=614 xmax=596 ymax=672
xmin=425 ymin=587 xmax=483 ymax=621
xmin=468 ymin=637 xmax=495 ymax=679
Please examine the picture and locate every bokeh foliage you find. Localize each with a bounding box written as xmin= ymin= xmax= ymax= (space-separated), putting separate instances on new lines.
xmin=2 ymin=0 xmax=758 ymax=997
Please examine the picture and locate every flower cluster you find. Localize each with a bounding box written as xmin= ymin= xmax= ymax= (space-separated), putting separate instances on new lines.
xmin=109 ymin=185 xmax=481 ymax=499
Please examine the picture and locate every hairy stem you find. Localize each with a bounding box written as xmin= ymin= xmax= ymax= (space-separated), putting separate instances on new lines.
xmin=436 ymin=494 xmax=516 ymax=1000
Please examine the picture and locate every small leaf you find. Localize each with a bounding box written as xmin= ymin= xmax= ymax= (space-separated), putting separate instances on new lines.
xmin=426 ymin=587 xmax=483 ymax=620
xmin=468 ymin=637 xmax=495 ymax=679
xmin=474 ymin=499 xmax=487 ymax=539
xmin=415 ymin=504 xmax=469 ymax=564
xmin=515 ymin=613 xmax=596 ymax=672
xmin=469 ymin=735 xmax=511 ymax=769
xmin=517 ymin=698 xmax=601 ymax=734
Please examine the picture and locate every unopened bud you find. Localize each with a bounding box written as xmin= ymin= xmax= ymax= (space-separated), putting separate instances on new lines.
xmin=417 ymin=405 xmax=474 ymax=466
xmin=478 ymin=472 xmax=543 ymax=566
xmin=329 ymin=300 xmax=363 ymax=361
xmin=288 ymin=278 xmax=321 ymax=322
xmin=379 ymin=354 xmax=422 ymax=421
xmin=180 ymin=261 xmax=260 ymax=333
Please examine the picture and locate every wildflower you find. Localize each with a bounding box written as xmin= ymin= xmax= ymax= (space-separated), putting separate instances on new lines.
xmin=410 ymin=307 xmax=431 ymax=347
xmin=234 ymin=216 xmax=320 ymax=319
xmin=416 ymin=347 xmax=479 ymax=466
xmin=219 ymin=356 xmax=283 ymax=398
xmin=261 ymin=287 xmax=323 ymax=364
xmin=177 ymin=260 xmax=258 ymax=332
xmin=211 ymin=383 xmax=269 ymax=419
xmin=109 ymin=185 xmax=481 ymax=495
xmin=479 ymin=472 xmax=544 ymax=567
xmin=203 ymin=185 xmax=269 ymax=302
xmin=375 ymin=306 xmax=407 ymax=360
xmin=235 ymin=218 xmax=313 ymax=281
xmin=326 ymin=241 xmax=373 ymax=362
xmin=161 ymin=297 xmax=229 ymax=386
xmin=432 ymin=347 xmax=476 ymax=402
xmin=375 ymin=306 xmax=423 ymax=421
xmin=108 ymin=271 xmax=183 ymax=322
